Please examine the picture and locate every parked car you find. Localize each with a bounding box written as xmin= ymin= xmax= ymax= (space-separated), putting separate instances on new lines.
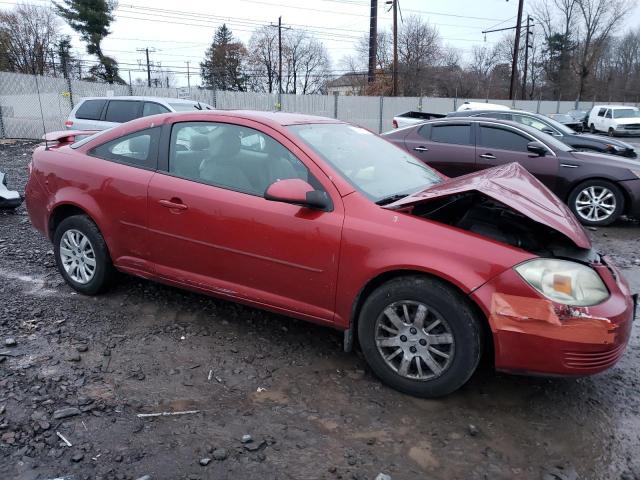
xmin=392 ymin=111 xmax=445 ymax=129
xmin=25 ymin=111 xmax=634 ymax=397
xmin=587 ymin=105 xmax=640 ymax=136
xmin=456 ymin=101 xmax=510 ymax=112
xmin=0 ymin=171 xmax=22 ymax=209
xmin=566 ymin=109 xmax=589 ymax=130
xmin=547 ymin=113 xmax=584 ymax=132
xmin=446 ymin=109 xmax=637 ymax=158
xmin=65 ymin=96 xmax=214 ymax=131
xmin=383 ymin=117 xmax=640 ymax=226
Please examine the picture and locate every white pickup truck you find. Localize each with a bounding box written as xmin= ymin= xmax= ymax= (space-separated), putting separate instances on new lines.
xmin=391 ymin=102 xmax=510 ymax=129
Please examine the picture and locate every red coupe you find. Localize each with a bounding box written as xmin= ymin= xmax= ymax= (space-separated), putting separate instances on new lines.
xmin=25 ymin=111 xmax=635 ymax=397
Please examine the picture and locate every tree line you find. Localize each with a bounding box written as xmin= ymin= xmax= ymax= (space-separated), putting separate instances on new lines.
xmin=0 ymin=0 xmax=638 ymax=102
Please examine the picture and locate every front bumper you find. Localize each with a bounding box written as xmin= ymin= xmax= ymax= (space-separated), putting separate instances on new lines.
xmin=470 ymin=258 xmax=634 ymax=376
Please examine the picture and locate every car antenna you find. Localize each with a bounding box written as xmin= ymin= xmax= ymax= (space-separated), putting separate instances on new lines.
xmin=34 ymin=75 xmax=49 ymax=150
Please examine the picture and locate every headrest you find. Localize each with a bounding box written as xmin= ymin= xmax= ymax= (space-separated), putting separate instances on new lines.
xmin=190 ymin=134 xmax=209 ymax=151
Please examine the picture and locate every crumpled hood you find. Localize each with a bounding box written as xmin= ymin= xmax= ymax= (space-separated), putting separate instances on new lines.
xmin=384 ymin=162 xmax=591 ymax=249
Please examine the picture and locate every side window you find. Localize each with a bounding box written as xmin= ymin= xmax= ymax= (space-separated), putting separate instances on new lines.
xmin=104 ymin=100 xmax=141 ymax=123
xmin=143 ymin=102 xmax=170 ymax=117
xmin=605 ymin=110 xmax=612 ymax=119
xmin=89 ymin=127 xmax=160 ymax=169
xmin=476 ymin=112 xmax=511 ymax=120
xmin=168 ymin=122 xmax=313 ymax=196
xmin=597 ymin=108 xmax=606 ymax=117
xmin=430 ymin=124 xmax=472 ymax=145
xmin=512 ymin=114 xmax=552 ymax=132
xmin=75 ymin=99 xmax=106 ymax=120
xmin=479 ymin=125 xmax=530 ymax=152
xmin=417 ymin=124 xmax=430 ymax=140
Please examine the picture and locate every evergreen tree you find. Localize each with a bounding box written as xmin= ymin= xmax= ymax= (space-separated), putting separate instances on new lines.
xmin=201 ymin=24 xmax=247 ymax=91
xmin=54 ymin=0 xmax=122 ymax=83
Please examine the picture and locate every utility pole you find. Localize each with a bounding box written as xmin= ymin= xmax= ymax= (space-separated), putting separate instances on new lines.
xmin=367 ymin=0 xmax=377 ymax=84
xmin=521 ymin=15 xmax=532 ymax=100
xmin=186 ymin=61 xmax=191 ymax=92
xmin=392 ymin=0 xmax=398 ymax=96
xmin=509 ymin=0 xmax=524 ymax=100
xmin=278 ymin=16 xmax=283 ymax=96
xmin=137 ymin=47 xmax=154 ymax=87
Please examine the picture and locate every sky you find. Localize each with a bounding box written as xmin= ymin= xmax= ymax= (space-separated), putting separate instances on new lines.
xmin=2 ymin=0 xmax=640 ymax=87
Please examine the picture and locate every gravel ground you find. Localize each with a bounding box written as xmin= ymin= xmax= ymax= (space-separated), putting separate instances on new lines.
xmin=1 ymin=139 xmax=640 ymax=480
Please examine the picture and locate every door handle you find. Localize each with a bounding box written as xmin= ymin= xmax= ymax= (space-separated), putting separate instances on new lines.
xmin=479 ymin=153 xmax=496 ymax=159
xmin=413 ymin=146 xmax=429 ymax=152
xmin=159 ymin=199 xmax=188 ymax=210
xmin=560 ymin=163 xmax=579 ymax=168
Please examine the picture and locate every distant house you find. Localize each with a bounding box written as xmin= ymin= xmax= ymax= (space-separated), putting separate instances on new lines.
xmin=326 ymin=72 xmax=367 ymax=96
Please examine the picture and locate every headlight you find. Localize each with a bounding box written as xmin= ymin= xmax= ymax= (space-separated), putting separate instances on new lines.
xmin=515 ymin=259 xmax=609 ymax=306
xmin=605 ymin=143 xmax=623 ymax=151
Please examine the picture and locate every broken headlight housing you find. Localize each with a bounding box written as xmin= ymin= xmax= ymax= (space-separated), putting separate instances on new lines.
xmin=515 ymin=259 xmax=609 ymax=306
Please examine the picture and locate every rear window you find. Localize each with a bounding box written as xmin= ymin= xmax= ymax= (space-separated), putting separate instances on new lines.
xmin=168 ymin=103 xmax=213 ymax=112
xmin=75 ymin=99 xmax=106 ymax=120
xmin=104 ymin=100 xmax=141 ymax=123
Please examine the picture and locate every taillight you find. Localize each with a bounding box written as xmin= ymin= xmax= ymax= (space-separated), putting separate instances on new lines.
xmin=392 ymin=119 xmax=398 ymax=129
xmin=64 ymin=120 xmax=73 ymax=128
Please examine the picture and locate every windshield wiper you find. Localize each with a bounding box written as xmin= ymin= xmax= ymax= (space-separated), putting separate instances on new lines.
xmin=376 ymin=193 xmax=409 ymax=206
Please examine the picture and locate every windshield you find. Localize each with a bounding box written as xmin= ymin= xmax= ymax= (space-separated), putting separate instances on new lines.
xmin=613 ymin=108 xmax=640 ymax=119
xmin=513 ymin=122 xmax=576 ymax=152
xmin=169 ymin=103 xmax=213 ymax=112
xmin=537 ymin=115 xmax=575 ymax=134
xmin=289 ymin=123 xmax=442 ymax=202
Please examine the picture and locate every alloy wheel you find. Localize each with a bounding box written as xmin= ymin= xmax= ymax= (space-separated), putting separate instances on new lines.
xmin=375 ymin=300 xmax=454 ymax=381
xmin=59 ymin=229 xmax=97 ymax=284
xmin=574 ymin=186 xmax=617 ymax=223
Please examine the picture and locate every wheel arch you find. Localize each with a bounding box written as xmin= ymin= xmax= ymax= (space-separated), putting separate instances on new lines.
xmin=345 ymin=269 xmax=493 ymax=362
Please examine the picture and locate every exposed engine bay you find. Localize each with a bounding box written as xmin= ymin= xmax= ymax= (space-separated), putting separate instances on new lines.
xmin=410 ymin=192 xmax=598 ymax=262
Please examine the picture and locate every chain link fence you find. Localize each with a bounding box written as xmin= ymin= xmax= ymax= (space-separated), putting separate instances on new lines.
xmin=0 ymin=70 xmax=638 ymax=140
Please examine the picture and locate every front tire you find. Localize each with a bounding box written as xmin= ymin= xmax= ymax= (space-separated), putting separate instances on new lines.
xmin=608 ymin=128 xmax=616 ymax=137
xmin=590 ymin=123 xmax=596 ymax=134
xmin=568 ymin=180 xmax=624 ymax=226
xmin=358 ymin=276 xmax=482 ymax=398
xmin=53 ymin=215 xmax=115 ymax=295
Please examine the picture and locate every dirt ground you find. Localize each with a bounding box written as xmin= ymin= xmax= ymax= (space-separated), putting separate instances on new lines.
xmin=1 ymin=139 xmax=640 ymax=480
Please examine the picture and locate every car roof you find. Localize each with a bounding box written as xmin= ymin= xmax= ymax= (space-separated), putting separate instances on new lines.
xmin=592 ymin=105 xmax=638 ymax=110
xmin=78 ymin=96 xmax=205 ymax=104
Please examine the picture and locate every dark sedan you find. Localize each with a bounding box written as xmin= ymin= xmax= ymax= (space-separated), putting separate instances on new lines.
xmin=383 ymin=117 xmax=640 ymax=226
xmin=446 ymin=109 xmax=637 ymax=158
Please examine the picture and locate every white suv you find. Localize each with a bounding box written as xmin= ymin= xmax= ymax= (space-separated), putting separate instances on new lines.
xmin=587 ymin=105 xmax=640 ymax=136
xmin=65 ymin=96 xmax=214 ymax=131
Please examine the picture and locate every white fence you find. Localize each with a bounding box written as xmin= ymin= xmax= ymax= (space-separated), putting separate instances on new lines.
xmin=0 ymin=71 xmax=637 ymax=139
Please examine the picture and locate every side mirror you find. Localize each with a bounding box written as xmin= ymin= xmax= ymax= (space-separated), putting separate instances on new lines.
xmin=527 ymin=141 xmax=547 ymax=157
xmin=541 ymin=127 xmax=559 ymax=136
xmin=264 ymin=178 xmax=331 ymax=210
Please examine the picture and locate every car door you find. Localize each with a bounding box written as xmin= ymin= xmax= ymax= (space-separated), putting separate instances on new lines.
xmin=147 ymin=119 xmax=344 ymax=324
xmin=475 ymin=122 xmax=559 ymax=191
xmin=403 ymin=122 xmax=476 ymax=177
xmin=603 ymin=109 xmax=613 ymax=131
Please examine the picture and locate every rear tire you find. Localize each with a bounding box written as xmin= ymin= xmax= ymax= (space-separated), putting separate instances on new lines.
xmin=53 ymin=214 xmax=115 ymax=295
xmin=568 ymin=180 xmax=624 ymax=226
xmin=357 ymin=276 xmax=482 ymax=398
xmin=590 ymin=123 xmax=596 ymax=134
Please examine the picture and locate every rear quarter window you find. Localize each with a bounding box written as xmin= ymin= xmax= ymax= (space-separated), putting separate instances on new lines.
xmin=89 ymin=127 xmax=160 ymax=170
xmin=75 ymin=99 xmax=106 ymax=120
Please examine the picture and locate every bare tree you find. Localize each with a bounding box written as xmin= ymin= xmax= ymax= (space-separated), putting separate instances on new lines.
xmin=0 ymin=2 xmax=60 ymax=75
xmin=246 ymin=26 xmax=279 ymax=93
xmin=575 ymin=0 xmax=633 ymax=100
xmin=397 ymin=15 xmax=441 ymax=95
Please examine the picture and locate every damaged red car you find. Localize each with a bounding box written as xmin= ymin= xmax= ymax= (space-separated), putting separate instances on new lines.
xmin=25 ymin=111 xmax=635 ymax=397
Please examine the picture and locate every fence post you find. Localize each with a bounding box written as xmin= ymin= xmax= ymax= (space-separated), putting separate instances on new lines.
xmin=556 ymin=94 xmax=561 ymax=113
xmin=0 ymin=106 xmax=5 ymax=139
xmin=378 ymin=96 xmax=384 ymax=134
xmin=212 ymin=89 xmax=217 ymax=109
xmin=333 ymin=92 xmax=339 ymax=119
xmin=536 ymin=96 xmax=541 ymax=114
xmin=418 ymin=96 xmax=423 ymax=112
xmin=66 ymin=75 xmax=75 ymax=109
xmin=453 ymin=96 xmax=457 ymax=111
